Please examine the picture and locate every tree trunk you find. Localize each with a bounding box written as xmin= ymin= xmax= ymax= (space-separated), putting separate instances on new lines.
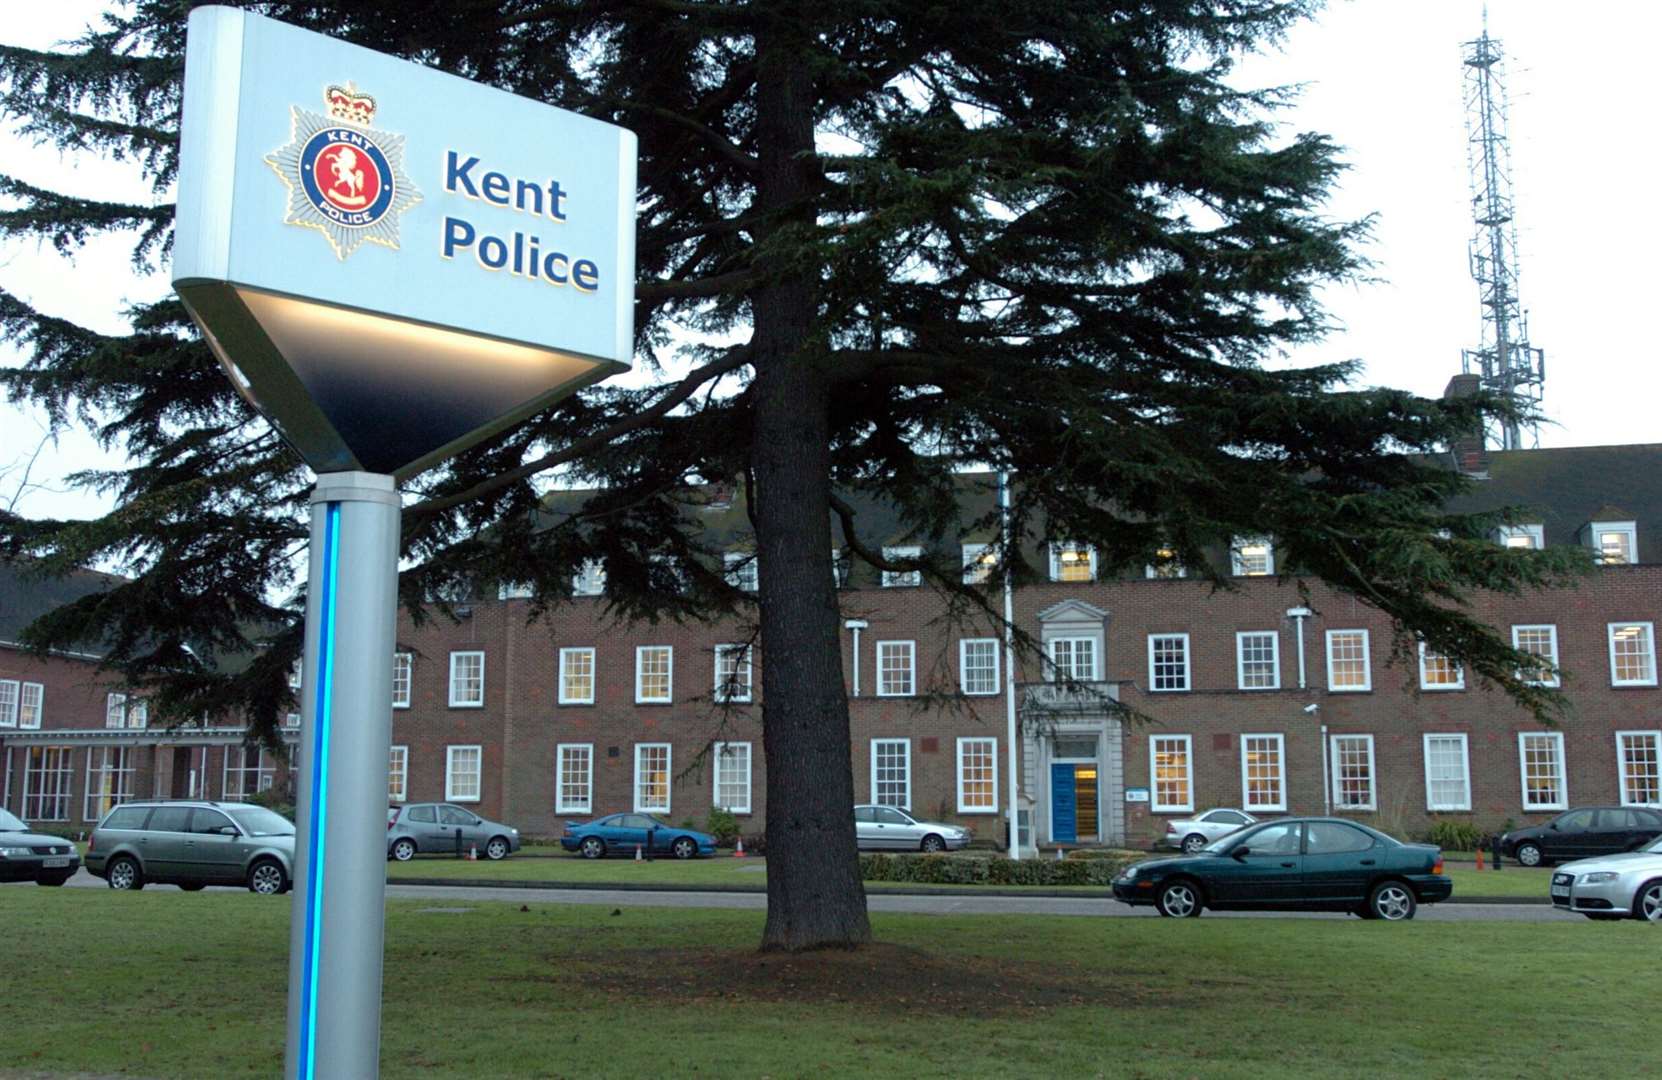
xmin=750 ymin=21 xmax=873 ymax=952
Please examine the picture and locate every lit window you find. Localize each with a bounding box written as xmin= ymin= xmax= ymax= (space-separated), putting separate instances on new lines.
xmin=446 ymin=745 xmax=483 ymax=802
xmin=714 ymin=644 xmax=753 ymax=703
xmin=723 ymin=552 xmax=758 ymax=593
xmin=104 ymin=693 xmax=147 ymax=730
xmin=1511 ymin=625 xmax=1559 ymax=687
xmin=1230 ymin=536 xmax=1275 ymax=576
xmin=877 ymin=640 xmax=916 ymax=697
xmin=871 ymin=739 xmax=911 ymax=808
xmin=448 ymin=651 xmax=485 ymax=707
xmin=1236 ymin=631 xmax=1279 ymax=690
xmin=1331 ymin=734 xmax=1376 ymax=810
xmin=559 ymin=647 xmax=596 ymax=705
xmin=959 ymin=638 xmax=1000 ymax=696
xmin=571 ymin=559 xmax=607 ymax=597
xmin=84 ymin=747 xmax=134 ymax=821
xmin=1148 ymin=634 xmax=1190 ymax=692
xmin=1325 ymin=630 xmax=1372 ymax=692
xmin=962 ymin=543 xmax=997 ymax=585
xmin=1241 ymin=734 xmax=1286 ymax=811
xmin=956 ymin=738 xmax=998 ymax=813
xmin=498 ymin=580 xmax=534 ymax=600
xmin=1608 ymin=622 xmax=1657 ymax=686
xmin=1418 ymin=643 xmax=1464 ymax=691
xmin=714 ymin=742 xmax=752 ymax=813
xmin=1049 ymin=542 xmax=1096 ymax=582
xmin=1518 ymin=732 xmax=1566 ymax=811
xmin=1423 ymin=734 xmax=1472 ymax=811
xmin=635 ymin=645 xmax=673 ymax=703
xmin=556 ymin=743 xmax=593 ymax=814
xmin=1592 ymin=521 xmax=1637 ymax=565
xmin=634 ymin=743 xmax=671 ymax=813
xmin=1048 ymin=637 xmax=1098 ymax=682
xmin=1150 ymin=735 xmax=1193 ymax=813
xmin=0 ymin=680 xmax=16 ymax=728
xmin=1499 ymin=524 xmax=1543 ymax=549
xmin=881 ymin=545 xmax=922 ymax=588
xmin=1145 ymin=547 xmax=1186 ymax=579
xmin=23 ymin=746 xmax=75 ymax=821
xmin=392 ymin=652 xmax=412 ymax=708
xmin=17 ymin=682 xmax=43 ymax=729
xmin=388 ymin=746 xmax=408 ymax=803
xmin=1617 ymin=731 xmax=1662 ymax=807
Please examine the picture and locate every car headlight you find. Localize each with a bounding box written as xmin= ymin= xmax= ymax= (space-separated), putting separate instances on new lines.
xmin=0 ymin=846 xmax=31 ymax=857
xmin=1581 ymin=872 xmax=1619 ymax=884
xmin=1116 ymin=865 xmax=1139 ymax=882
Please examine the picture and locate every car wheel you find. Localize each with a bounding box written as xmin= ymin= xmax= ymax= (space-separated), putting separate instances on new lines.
xmin=1515 ymin=842 xmax=1543 ymax=868
xmin=36 ymin=876 xmax=69 ymax=887
xmin=672 ymin=837 xmax=698 ymax=860
xmin=1368 ymin=880 xmax=1417 ymax=921
xmin=248 ymin=859 xmax=288 ymax=895
xmin=1634 ymin=879 xmax=1662 ymax=923
xmin=920 ymin=834 xmax=946 ymax=854
xmin=107 ymin=856 xmax=143 ymax=891
xmin=1155 ymin=879 xmax=1202 ymax=918
xmin=580 ymin=836 xmax=606 ymax=860
xmin=179 ymin=883 xmax=207 ymax=892
xmin=1180 ymin=833 xmax=1208 ymax=854
xmin=485 ymin=837 xmax=510 ymax=861
xmin=390 ymin=838 xmax=417 ymax=862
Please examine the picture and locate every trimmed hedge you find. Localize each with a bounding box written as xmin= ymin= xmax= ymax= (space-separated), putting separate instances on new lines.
xmin=859 ymin=852 xmax=1132 ymax=887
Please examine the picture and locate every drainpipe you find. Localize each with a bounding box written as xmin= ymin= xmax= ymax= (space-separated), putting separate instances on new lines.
xmin=1000 ymin=470 xmax=1022 ymax=859
xmin=1286 ymin=607 xmax=1311 ymax=690
xmin=844 ymin=620 xmax=868 ymax=697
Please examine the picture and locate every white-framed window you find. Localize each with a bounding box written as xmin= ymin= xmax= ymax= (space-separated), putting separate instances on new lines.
xmin=1230 ymin=536 xmax=1275 ymax=576
xmin=1150 ymin=735 xmax=1193 ymax=813
xmin=962 ymin=542 xmax=997 ymax=585
xmin=713 ymin=741 xmax=752 ymax=813
xmin=1511 ymin=625 xmax=1560 ymax=687
xmin=1148 ymin=634 xmax=1190 ymax=692
xmin=1423 ymin=734 xmax=1472 ymax=811
xmin=876 ymin=640 xmax=916 ymax=697
xmin=1591 ymin=520 xmax=1637 ymax=565
xmin=1325 ymin=629 xmax=1372 ymax=692
xmin=571 ymin=559 xmax=607 ymax=597
xmin=635 ymin=645 xmax=673 ymax=703
xmin=881 ymin=545 xmax=922 ymax=587
xmin=1499 ymin=524 xmax=1544 ymax=549
xmin=22 ymin=746 xmax=75 ymax=821
xmin=16 ymin=682 xmax=43 ymax=729
xmin=1236 ymin=631 xmax=1280 ymax=690
xmin=1518 ymin=732 xmax=1567 ymax=811
xmin=634 ymin=743 xmax=671 ymax=813
xmin=83 ymin=746 xmax=134 ymax=822
xmin=498 ymin=580 xmax=534 ymax=600
xmin=556 ymin=743 xmax=593 ymax=814
xmin=649 ymin=554 xmax=688 ymax=593
xmin=0 ymin=680 xmax=16 ymax=728
xmin=222 ymin=746 xmax=275 ymax=800
xmin=956 ymin=737 xmax=998 ymax=813
xmin=285 ymin=712 xmax=300 ymax=729
xmin=714 ymin=644 xmax=753 ymax=703
xmin=1331 ymin=734 xmax=1377 ymax=811
xmin=958 ymin=638 xmax=1000 ymax=696
xmin=1048 ymin=636 xmax=1098 ymax=682
xmin=392 ymin=652 xmax=412 ymax=708
xmin=388 ymin=745 xmax=408 ymax=803
xmin=1145 ymin=547 xmax=1186 ymax=579
xmin=288 ymin=660 xmax=302 ymax=690
xmin=1240 ymin=733 xmax=1286 ymax=812
xmin=723 ymin=551 xmax=758 ymax=593
xmin=871 ymin=738 xmax=911 ymax=808
xmin=1418 ymin=643 xmax=1465 ymax=691
xmin=1048 ymin=541 xmax=1096 ymax=582
xmin=104 ymin=692 xmax=147 ymax=730
xmin=559 ymin=647 xmax=596 ymax=705
xmin=448 ymin=651 xmax=485 ymax=707
xmin=1617 ymin=731 xmax=1662 ymax=807
xmin=445 ymin=745 xmax=483 ymax=803
xmin=1608 ymin=622 xmax=1657 ymax=686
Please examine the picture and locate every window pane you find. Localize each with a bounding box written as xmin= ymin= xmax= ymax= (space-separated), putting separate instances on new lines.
xmin=958 ymin=739 xmax=996 ymax=811
xmin=1237 ymin=632 xmax=1278 ymax=689
xmin=1150 ymin=635 xmax=1189 ymax=691
xmin=1327 ymin=631 xmax=1370 ymax=690
xmin=873 ymin=740 xmax=909 ymax=807
xmin=881 ymin=546 xmax=922 ymax=588
xmin=715 ymin=743 xmax=751 ymax=813
xmin=637 ymin=646 xmax=673 ymax=702
xmin=388 ymin=746 xmax=408 ymax=802
xmin=635 ymin=744 xmax=670 ymax=812
xmin=449 ymin=652 xmax=484 ymax=705
xmin=1151 ymin=736 xmax=1191 ymax=811
xmin=715 ymin=645 xmax=753 ymax=703
xmin=561 ymin=648 xmax=596 ymax=704
xmin=1610 ymin=624 xmax=1656 ymax=684
xmin=1332 ymin=735 xmax=1374 ymax=809
xmin=960 ymin=639 xmax=999 ymax=695
xmin=878 ymin=642 xmax=915 ymax=696
xmin=392 ymin=653 xmax=412 ymax=707
xmin=558 ymin=744 xmax=593 ymax=813
xmin=1425 ymin=735 xmax=1470 ymax=810
xmin=1520 ymin=734 xmax=1564 ymax=809
xmin=1620 ymin=733 xmax=1661 ymax=806
xmin=1242 ymin=736 xmax=1284 ymax=810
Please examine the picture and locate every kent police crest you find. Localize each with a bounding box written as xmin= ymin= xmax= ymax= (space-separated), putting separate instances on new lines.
xmin=266 ymin=84 xmax=422 ymax=259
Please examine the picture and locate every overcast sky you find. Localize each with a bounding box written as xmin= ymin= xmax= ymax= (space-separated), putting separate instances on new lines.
xmin=2 ymin=0 xmax=1658 ymax=521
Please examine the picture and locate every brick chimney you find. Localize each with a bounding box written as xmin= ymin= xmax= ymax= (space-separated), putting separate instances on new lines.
xmin=1442 ymin=374 xmax=1490 ymax=477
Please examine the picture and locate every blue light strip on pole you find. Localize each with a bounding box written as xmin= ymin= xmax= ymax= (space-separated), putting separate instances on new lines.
xmin=298 ymin=501 xmax=341 ymax=1080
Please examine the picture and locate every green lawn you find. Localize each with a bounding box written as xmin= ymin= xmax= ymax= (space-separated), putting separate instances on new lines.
xmin=0 ymin=887 xmax=1650 ymax=1079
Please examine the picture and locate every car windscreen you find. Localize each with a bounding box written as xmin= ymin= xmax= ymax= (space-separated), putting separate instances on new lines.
xmin=0 ymin=808 xmax=27 ymax=832
xmin=226 ymin=806 xmax=296 ymax=837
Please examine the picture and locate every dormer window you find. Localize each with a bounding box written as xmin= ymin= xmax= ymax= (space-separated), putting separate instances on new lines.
xmin=571 ymin=559 xmax=607 ymax=597
xmin=1145 ymin=547 xmax=1186 ymax=579
xmin=1230 ymin=536 xmax=1275 ymax=576
xmin=962 ymin=543 xmax=997 ymax=585
xmin=881 ymin=545 xmax=922 ymax=588
xmin=723 ymin=551 xmax=758 ymax=593
xmin=1048 ymin=542 xmax=1096 ymax=583
xmin=1591 ymin=521 xmax=1637 ymax=565
xmin=1498 ymin=525 xmax=1544 ymax=550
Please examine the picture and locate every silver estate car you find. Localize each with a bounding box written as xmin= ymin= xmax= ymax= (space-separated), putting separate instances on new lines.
xmin=1550 ymin=833 xmax=1662 ymax=921
xmin=86 ymin=801 xmax=295 ymax=894
xmin=854 ymin=804 xmax=971 ymax=853
xmin=1161 ymin=808 xmax=1259 ymax=853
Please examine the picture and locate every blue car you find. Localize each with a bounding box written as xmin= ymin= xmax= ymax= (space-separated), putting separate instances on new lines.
xmin=560 ymin=813 xmax=717 ymax=859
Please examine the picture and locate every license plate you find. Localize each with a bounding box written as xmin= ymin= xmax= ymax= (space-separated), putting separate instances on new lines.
xmin=1550 ymin=886 xmax=1570 ymax=897
xmin=43 ymin=857 xmax=70 ymax=868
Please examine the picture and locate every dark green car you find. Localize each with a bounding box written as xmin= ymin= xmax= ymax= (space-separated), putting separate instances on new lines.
xmin=1113 ymin=817 xmax=1451 ymax=921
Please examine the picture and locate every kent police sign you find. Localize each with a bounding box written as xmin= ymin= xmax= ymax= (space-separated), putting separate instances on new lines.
xmin=174 ymin=6 xmax=636 ymax=479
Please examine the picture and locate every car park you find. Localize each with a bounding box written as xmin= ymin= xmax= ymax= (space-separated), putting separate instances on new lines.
xmin=1497 ymin=806 xmax=1662 ymax=867
xmin=560 ymin=814 xmax=717 ymax=859
xmin=387 ymin=803 xmax=522 ymax=861
xmin=0 ymin=808 xmax=79 ymax=886
xmin=1161 ymin=808 xmax=1258 ymax=852
xmin=854 ymin=805 xmax=971 ymax=853
xmin=85 ymin=801 xmax=295 ymax=893
xmin=1549 ymin=834 xmax=1662 ymax=922
xmin=1113 ymin=817 xmax=1451 ymax=920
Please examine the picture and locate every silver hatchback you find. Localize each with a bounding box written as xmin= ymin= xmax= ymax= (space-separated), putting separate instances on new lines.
xmin=854 ymin=805 xmax=972 ymax=853
xmin=85 ymin=801 xmax=295 ymax=894
xmin=1161 ymin=808 xmax=1259 ymax=852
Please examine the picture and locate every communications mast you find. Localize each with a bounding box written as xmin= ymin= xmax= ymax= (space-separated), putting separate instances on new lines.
xmin=1460 ymin=14 xmax=1545 ymax=451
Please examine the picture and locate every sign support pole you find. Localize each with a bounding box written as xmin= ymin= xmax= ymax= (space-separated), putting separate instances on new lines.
xmin=285 ymin=471 xmax=401 ymax=1080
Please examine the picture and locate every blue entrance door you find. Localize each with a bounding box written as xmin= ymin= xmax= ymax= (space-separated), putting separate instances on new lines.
xmin=1051 ymin=764 xmax=1078 ymax=843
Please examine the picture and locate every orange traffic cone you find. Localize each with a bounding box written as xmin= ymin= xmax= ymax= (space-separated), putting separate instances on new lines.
xmin=634 ymin=843 xmax=643 ymax=861
xmin=733 ymin=839 xmax=746 ymax=858
xmin=1475 ymin=847 xmax=1484 ymax=871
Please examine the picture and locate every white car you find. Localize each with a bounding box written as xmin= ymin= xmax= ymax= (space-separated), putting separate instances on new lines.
xmin=854 ymin=805 xmax=971 ymax=853
xmin=1549 ymin=834 xmax=1662 ymax=921
xmin=1162 ymin=808 xmax=1258 ymax=853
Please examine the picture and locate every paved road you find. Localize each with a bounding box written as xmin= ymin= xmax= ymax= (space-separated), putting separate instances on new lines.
xmin=43 ymin=869 xmax=1577 ymax=921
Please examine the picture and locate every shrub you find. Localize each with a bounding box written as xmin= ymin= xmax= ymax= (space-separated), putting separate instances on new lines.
xmin=249 ymin=787 xmax=296 ymax=822
xmin=859 ymin=852 xmax=1133 ymax=887
xmin=1424 ymin=819 xmax=1484 ymax=852
xmin=705 ymin=808 xmax=740 ymax=846
xmin=738 ymin=832 xmax=766 ymax=856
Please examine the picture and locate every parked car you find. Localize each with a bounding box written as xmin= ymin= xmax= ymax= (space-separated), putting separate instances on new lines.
xmin=1112 ymin=817 xmax=1451 ymax=921
xmin=559 ymin=814 xmax=716 ymax=859
xmin=1161 ymin=808 xmax=1258 ymax=853
xmin=1497 ymin=806 xmax=1662 ymax=867
xmin=854 ymin=804 xmax=971 ymax=853
xmin=387 ymin=803 xmax=522 ymax=861
xmin=1550 ymin=833 xmax=1662 ymax=922
xmin=85 ymin=801 xmax=294 ymax=893
xmin=0 ymin=807 xmax=79 ymax=886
